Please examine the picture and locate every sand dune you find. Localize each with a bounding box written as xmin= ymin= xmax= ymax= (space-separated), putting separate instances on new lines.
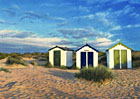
xmin=0 ymin=66 xmax=140 ymax=99
xmin=0 ymin=58 xmax=140 ymax=98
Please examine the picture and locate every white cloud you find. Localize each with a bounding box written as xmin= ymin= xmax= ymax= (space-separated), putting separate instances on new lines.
xmin=114 ymin=0 xmax=140 ymax=4
xmin=130 ymin=12 xmax=140 ymax=18
xmin=126 ymin=24 xmax=140 ymax=28
xmin=73 ymin=14 xmax=94 ymax=20
xmin=94 ymin=12 xmax=113 ymax=26
xmin=80 ymin=0 xmax=112 ymax=4
xmin=57 ymin=22 xmax=68 ymax=27
xmin=0 ymin=19 xmax=6 ymax=24
xmin=21 ymin=11 xmax=66 ymax=22
xmin=113 ymin=5 xmax=134 ymax=17
xmin=58 ymin=27 xmax=114 ymax=40
xmin=96 ymin=38 xmax=111 ymax=42
xmin=111 ymin=26 xmax=121 ymax=31
xmin=78 ymin=5 xmax=90 ymax=13
xmin=11 ymin=4 xmax=20 ymax=10
xmin=0 ymin=29 xmax=68 ymax=48
xmin=88 ymin=37 xmax=119 ymax=47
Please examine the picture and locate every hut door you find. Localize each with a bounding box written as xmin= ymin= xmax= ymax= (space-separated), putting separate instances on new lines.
xmin=121 ymin=50 xmax=127 ymax=69
xmin=54 ymin=51 xmax=61 ymax=66
xmin=88 ymin=52 xmax=93 ymax=67
xmin=81 ymin=52 xmax=86 ymax=68
xmin=114 ymin=50 xmax=120 ymax=69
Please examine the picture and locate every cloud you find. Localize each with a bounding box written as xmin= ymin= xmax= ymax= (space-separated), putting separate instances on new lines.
xmin=112 ymin=5 xmax=135 ymax=17
xmin=2 ymin=8 xmax=16 ymax=16
xmin=57 ymin=22 xmax=68 ymax=27
xmin=57 ymin=27 xmax=118 ymax=50
xmin=94 ymin=12 xmax=114 ymax=26
xmin=0 ymin=30 xmax=36 ymax=38
xmin=78 ymin=5 xmax=90 ymax=13
xmin=11 ymin=4 xmax=20 ymax=10
xmin=73 ymin=12 xmax=115 ymax=28
xmin=58 ymin=27 xmax=113 ymax=40
xmin=110 ymin=26 xmax=121 ymax=31
xmin=0 ymin=19 xmax=6 ymax=24
xmin=20 ymin=15 xmax=36 ymax=20
xmin=21 ymin=11 xmax=66 ymax=22
xmin=113 ymin=0 xmax=140 ymax=4
xmin=0 ymin=30 xmax=70 ymax=50
xmin=80 ymin=0 xmax=112 ymax=4
xmin=82 ymin=0 xmax=140 ymax=5
xmin=130 ymin=12 xmax=140 ymax=18
xmin=73 ymin=14 xmax=94 ymax=20
xmin=0 ymin=19 xmax=17 ymax=25
xmin=125 ymin=24 xmax=140 ymax=28
xmin=95 ymin=38 xmax=117 ymax=47
xmin=41 ymin=3 xmax=55 ymax=7
xmin=49 ymin=17 xmax=67 ymax=21
xmin=24 ymin=11 xmax=49 ymax=20
xmin=87 ymin=37 xmax=120 ymax=48
xmin=58 ymin=28 xmax=101 ymax=39
xmin=41 ymin=2 xmax=73 ymax=7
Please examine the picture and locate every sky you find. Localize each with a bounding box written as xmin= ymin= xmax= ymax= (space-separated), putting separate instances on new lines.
xmin=0 ymin=0 xmax=140 ymax=53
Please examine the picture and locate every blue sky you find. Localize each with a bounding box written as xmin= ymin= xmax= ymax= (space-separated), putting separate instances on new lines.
xmin=0 ymin=0 xmax=140 ymax=53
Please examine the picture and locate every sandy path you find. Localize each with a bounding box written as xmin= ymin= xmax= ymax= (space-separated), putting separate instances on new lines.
xmin=0 ymin=67 xmax=140 ymax=99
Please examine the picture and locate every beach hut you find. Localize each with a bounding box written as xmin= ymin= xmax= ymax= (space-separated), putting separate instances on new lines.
xmin=49 ymin=46 xmax=73 ymax=67
xmin=76 ymin=44 xmax=98 ymax=69
xmin=106 ymin=42 xmax=132 ymax=69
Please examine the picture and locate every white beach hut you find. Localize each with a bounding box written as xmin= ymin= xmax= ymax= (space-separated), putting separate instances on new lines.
xmin=76 ymin=44 xmax=98 ymax=69
xmin=106 ymin=42 xmax=132 ymax=69
xmin=49 ymin=46 xmax=73 ymax=67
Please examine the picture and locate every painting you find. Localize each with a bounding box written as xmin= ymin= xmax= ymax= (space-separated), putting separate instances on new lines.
xmin=0 ymin=0 xmax=140 ymax=98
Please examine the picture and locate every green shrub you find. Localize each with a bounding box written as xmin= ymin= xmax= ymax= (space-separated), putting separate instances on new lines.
xmin=22 ymin=53 xmax=32 ymax=58
xmin=44 ymin=62 xmax=53 ymax=68
xmin=75 ymin=65 xmax=115 ymax=82
xmin=38 ymin=58 xmax=47 ymax=61
xmin=30 ymin=61 xmax=38 ymax=66
xmin=98 ymin=52 xmax=107 ymax=66
xmin=71 ymin=63 xmax=79 ymax=70
xmin=6 ymin=55 xmax=27 ymax=66
xmin=0 ymin=53 xmax=9 ymax=60
xmin=9 ymin=53 xmax=21 ymax=57
xmin=59 ymin=65 xmax=67 ymax=69
xmin=0 ymin=68 xmax=10 ymax=73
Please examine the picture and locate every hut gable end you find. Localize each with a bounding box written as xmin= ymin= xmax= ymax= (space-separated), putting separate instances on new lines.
xmin=106 ymin=42 xmax=132 ymax=51
xmin=76 ymin=44 xmax=98 ymax=52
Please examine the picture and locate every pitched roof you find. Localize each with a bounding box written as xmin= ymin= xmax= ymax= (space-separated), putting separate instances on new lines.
xmin=76 ymin=44 xmax=99 ymax=52
xmin=106 ymin=42 xmax=132 ymax=51
xmin=48 ymin=46 xmax=73 ymax=51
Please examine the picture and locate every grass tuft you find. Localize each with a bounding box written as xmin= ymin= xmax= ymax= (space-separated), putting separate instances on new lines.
xmin=75 ymin=65 xmax=115 ymax=83
xmin=30 ymin=61 xmax=38 ymax=66
xmin=0 ymin=68 xmax=10 ymax=73
xmin=6 ymin=55 xmax=27 ymax=66
xmin=44 ymin=62 xmax=53 ymax=68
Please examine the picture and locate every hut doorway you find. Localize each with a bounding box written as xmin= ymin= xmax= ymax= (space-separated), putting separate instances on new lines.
xmin=81 ymin=52 xmax=86 ymax=68
xmin=88 ymin=52 xmax=93 ymax=67
xmin=54 ymin=51 xmax=61 ymax=66
xmin=81 ymin=52 xmax=94 ymax=68
xmin=114 ymin=50 xmax=127 ymax=69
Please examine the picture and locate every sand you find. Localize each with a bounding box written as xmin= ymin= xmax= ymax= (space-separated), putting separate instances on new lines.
xmin=0 ymin=66 xmax=140 ymax=99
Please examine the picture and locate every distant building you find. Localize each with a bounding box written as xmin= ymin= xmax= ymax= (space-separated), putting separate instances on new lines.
xmin=106 ymin=42 xmax=132 ymax=69
xmin=76 ymin=44 xmax=98 ymax=69
xmin=49 ymin=46 xmax=73 ymax=67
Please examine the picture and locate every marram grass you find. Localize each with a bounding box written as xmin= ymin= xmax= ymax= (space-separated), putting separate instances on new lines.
xmin=75 ymin=65 xmax=115 ymax=82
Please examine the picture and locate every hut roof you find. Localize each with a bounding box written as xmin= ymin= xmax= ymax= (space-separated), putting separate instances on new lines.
xmin=76 ymin=44 xmax=99 ymax=52
xmin=106 ymin=42 xmax=132 ymax=51
xmin=48 ymin=46 xmax=73 ymax=51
